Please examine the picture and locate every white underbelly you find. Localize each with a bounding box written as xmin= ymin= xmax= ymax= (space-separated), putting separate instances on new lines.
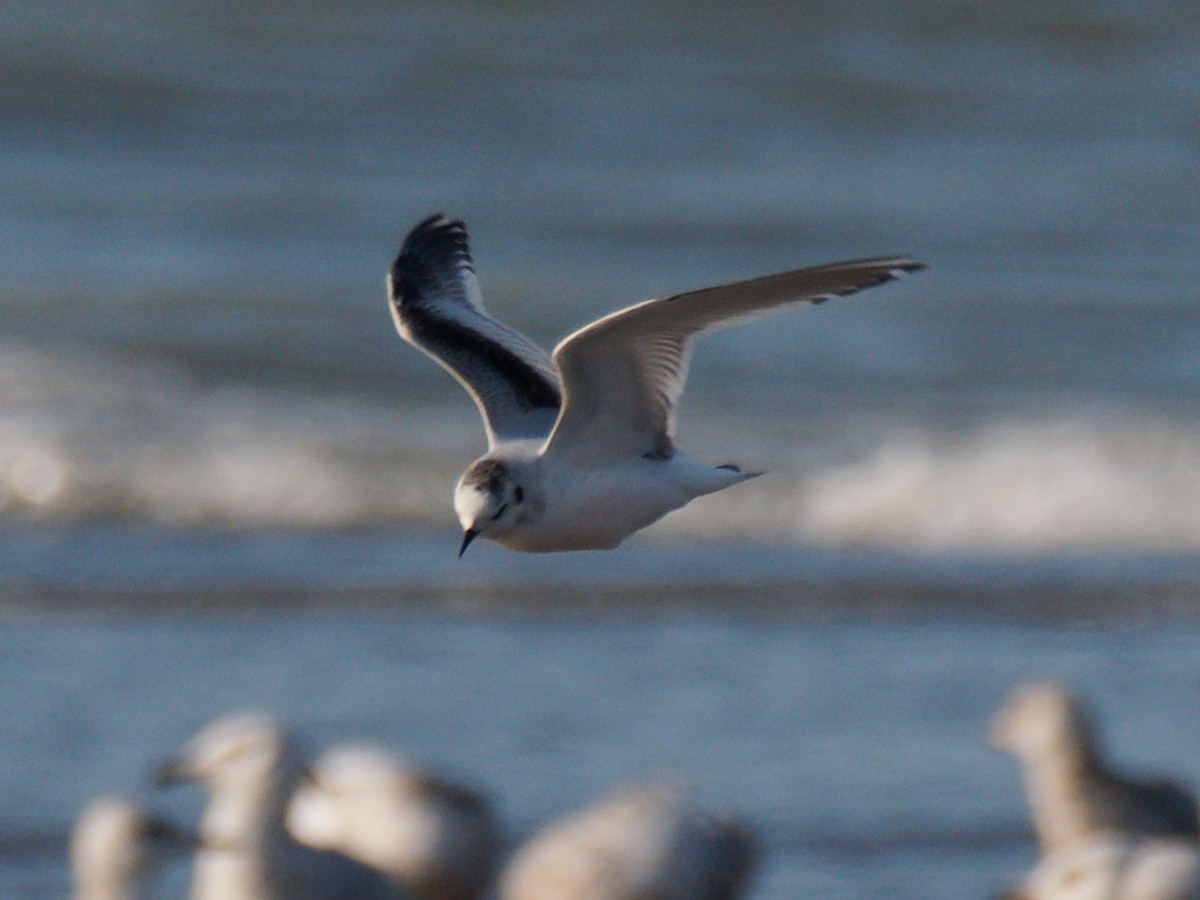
xmin=498 ymin=463 xmax=689 ymax=552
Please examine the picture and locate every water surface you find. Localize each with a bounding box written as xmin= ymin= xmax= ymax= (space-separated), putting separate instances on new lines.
xmin=3 ymin=2 xmax=1199 ymax=896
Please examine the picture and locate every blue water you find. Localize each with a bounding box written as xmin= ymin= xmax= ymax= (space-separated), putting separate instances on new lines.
xmin=2 ymin=0 xmax=1199 ymax=578
xmin=3 ymin=2 xmax=1200 ymax=896
xmin=6 ymin=612 xmax=1200 ymax=898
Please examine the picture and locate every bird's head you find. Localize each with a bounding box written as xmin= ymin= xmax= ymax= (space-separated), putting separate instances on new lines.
xmin=988 ymin=681 xmax=1093 ymax=761
xmin=454 ymin=458 xmax=531 ymax=556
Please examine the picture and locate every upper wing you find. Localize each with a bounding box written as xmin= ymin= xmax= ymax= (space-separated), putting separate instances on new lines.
xmin=544 ymin=257 xmax=924 ymax=464
xmin=388 ymin=215 xmax=561 ymax=448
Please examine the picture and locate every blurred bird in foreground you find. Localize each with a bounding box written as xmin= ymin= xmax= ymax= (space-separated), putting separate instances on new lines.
xmin=155 ymin=712 xmax=410 ymax=900
xmin=990 ymin=681 xmax=1199 ymax=854
xmin=1001 ymin=834 xmax=1200 ymax=900
xmin=71 ymin=794 xmax=189 ymax=900
xmin=288 ymin=743 xmax=501 ymax=900
xmin=496 ymin=782 xmax=756 ymax=900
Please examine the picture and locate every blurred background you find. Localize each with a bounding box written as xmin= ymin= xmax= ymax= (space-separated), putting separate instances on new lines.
xmin=2 ymin=1 xmax=1199 ymax=897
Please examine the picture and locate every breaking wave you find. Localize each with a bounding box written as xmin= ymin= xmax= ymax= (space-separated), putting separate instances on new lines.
xmin=3 ymin=341 xmax=1200 ymax=558
xmin=668 ymin=417 xmax=1200 ymax=555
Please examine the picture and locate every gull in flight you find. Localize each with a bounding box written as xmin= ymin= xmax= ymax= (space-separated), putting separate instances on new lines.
xmin=387 ymin=214 xmax=923 ymax=555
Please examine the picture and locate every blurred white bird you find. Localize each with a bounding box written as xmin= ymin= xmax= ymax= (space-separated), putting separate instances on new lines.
xmin=990 ymin=682 xmax=1199 ymax=854
xmin=287 ymin=743 xmax=501 ymax=900
xmin=155 ymin=712 xmax=410 ymax=900
xmin=1002 ymin=834 xmax=1200 ymax=900
xmin=71 ymin=794 xmax=188 ymax=900
xmin=496 ymin=783 xmax=756 ymax=900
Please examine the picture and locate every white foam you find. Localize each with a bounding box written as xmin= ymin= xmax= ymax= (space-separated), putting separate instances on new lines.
xmin=5 ymin=340 xmax=1200 ymax=555
xmin=667 ymin=416 xmax=1200 ymax=555
xmin=0 ymin=341 xmax=460 ymax=529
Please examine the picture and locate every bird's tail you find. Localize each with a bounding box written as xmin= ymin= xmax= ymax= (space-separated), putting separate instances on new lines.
xmin=716 ymin=463 xmax=765 ymax=483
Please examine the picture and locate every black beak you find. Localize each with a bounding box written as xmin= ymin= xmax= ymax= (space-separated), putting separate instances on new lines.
xmin=458 ymin=528 xmax=479 ymax=559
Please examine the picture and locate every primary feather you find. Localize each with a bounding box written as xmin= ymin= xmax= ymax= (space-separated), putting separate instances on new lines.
xmin=546 ymin=257 xmax=924 ymax=464
xmin=388 ymin=215 xmax=561 ymax=447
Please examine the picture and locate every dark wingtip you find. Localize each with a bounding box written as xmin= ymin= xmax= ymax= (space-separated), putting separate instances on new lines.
xmin=809 ymin=257 xmax=925 ymax=305
xmin=392 ymin=214 xmax=470 ymax=273
xmin=873 ymin=258 xmax=926 ymax=279
xmin=410 ymin=212 xmax=452 ymax=230
xmin=389 ymin=214 xmax=476 ymax=309
xmin=871 ymin=259 xmax=927 ymax=294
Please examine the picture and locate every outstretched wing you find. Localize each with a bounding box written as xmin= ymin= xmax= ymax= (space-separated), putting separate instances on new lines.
xmin=387 ymin=215 xmax=562 ymax=448
xmin=545 ymin=257 xmax=924 ymax=464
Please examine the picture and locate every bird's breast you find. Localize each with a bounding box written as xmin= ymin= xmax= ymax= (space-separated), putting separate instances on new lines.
xmin=496 ymin=462 xmax=688 ymax=552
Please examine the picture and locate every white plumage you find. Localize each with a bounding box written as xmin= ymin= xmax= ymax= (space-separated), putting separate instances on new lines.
xmin=71 ymin=794 xmax=185 ymax=900
xmin=387 ymin=214 xmax=923 ymax=554
xmin=1003 ymin=835 xmax=1200 ymax=900
xmin=496 ymin=783 xmax=756 ymax=900
xmin=287 ymin=743 xmax=501 ymax=900
xmin=155 ymin=712 xmax=410 ymax=900
xmin=991 ymin=682 xmax=1199 ymax=854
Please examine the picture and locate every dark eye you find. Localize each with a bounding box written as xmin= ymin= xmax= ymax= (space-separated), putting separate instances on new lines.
xmin=514 ymin=486 xmax=524 ymax=504
xmin=490 ymin=504 xmax=508 ymax=522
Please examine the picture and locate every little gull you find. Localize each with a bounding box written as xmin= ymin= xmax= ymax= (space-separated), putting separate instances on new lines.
xmin=71 ymin=794 xmax=189 ymax=900
xmin=990 ymin=682 xmax=1199 ymax=855
xmin=287 ymin=743 xmax=502 ymax=900
xmin=154 ymin=712 xmax=410 ymax=900
xmin=387 ymin=214 xmax=924 ymax=554
xmin=496 ymin=782 xmax=756 ymax=900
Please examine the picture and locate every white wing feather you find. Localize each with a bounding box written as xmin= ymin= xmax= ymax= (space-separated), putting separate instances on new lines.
xmin=545 ymin=257 xmax=924 ymax=464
